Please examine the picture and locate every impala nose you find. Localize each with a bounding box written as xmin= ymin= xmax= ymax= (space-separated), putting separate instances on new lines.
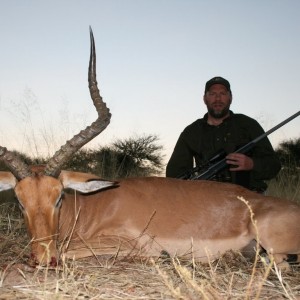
xmin=30 ymin=240 xmax=58 ymax=267
xmin=30 ymin=251 xmax=58 ymax=267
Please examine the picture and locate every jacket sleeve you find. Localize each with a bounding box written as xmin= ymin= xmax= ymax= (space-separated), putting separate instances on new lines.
xmin=248 ymin=120 xmax=282 ymax=180
xmin=166 ymin=131 xmax=194 ymax=178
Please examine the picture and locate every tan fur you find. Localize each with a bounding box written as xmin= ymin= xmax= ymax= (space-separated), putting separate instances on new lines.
xmin=2 ymin=171 xmax=300 ymax=267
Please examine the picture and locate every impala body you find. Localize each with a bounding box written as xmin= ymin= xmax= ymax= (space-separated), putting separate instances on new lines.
xmin=2 ymin=170 xmax=300 ymax=267
xmin=1 ymin=29 xmax=300 ymax=268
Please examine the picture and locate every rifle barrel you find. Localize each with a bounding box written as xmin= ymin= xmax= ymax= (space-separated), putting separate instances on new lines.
xmin=191 ymin=110 xmax=300 ymax=180
xmin=235 ymin=110 xmax=300 ymax=155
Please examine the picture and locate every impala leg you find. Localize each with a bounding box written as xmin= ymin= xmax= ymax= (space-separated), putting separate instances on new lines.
xmin=255 ymin=210 xmax=300 ymax=271
xmin=240 ymin=239 xmax=259 ymax=260
xmin=270 ymin=254 xmax=292 ymax=271
xmin=263 ymin=251 xmax=300 ymax=271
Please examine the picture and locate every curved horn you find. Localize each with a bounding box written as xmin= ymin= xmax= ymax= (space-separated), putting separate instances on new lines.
xmin=44 ymin=27 xmax=111 ymax=178
xmin=0 ymin=146 xmax=32 ymax=180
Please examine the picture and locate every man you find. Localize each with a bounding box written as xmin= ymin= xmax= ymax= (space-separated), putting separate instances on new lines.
xmin=166 ymin=76 xmax=281 ymax=193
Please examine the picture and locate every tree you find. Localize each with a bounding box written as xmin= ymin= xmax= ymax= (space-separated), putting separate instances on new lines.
xmin=275 ymin=137 xmax=300 ymax=169
xmin=269 ymin=137 xmax=300 ymax=199
xmin=112 ymin=134 xmax=164 ymax=177
xmin=63 ymin=149 xmax=96 ymax=174
xmin=90 ymin=146 xmax=126 ymax=179
xmin=64 ymin=134 xmax=165 ymax=179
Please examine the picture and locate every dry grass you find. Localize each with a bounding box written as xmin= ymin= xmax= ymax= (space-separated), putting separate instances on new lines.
xmin=1 ymin=199 xmax=300 ymax=299
xmin=267 ymin=169 xmax=300 ymax=201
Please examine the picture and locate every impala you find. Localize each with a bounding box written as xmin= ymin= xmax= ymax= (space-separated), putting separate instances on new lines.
xmin=1 ymin=29 xmax=300 ymax=269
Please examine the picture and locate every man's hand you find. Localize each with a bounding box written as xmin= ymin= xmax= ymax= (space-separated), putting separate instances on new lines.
xmin=225 ymin=153 xmax=254 ymax=171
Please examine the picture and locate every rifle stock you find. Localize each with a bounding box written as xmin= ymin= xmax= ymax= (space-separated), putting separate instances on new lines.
xmin=179 ymin=111 xmax=300 ymax=180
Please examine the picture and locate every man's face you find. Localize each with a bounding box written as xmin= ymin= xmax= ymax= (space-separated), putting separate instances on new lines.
xmin=203 ymin=84 xmax=232 ymax=119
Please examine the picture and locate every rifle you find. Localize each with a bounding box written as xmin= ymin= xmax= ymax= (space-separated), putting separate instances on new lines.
xmin=178 ymin=110 xmax=300 ymax=180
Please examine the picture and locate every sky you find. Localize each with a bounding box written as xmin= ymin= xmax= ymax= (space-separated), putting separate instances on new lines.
xmin=0 ymin=1 xmax=299 ymax=169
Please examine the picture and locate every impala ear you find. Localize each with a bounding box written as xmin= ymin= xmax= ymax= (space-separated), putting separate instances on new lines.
xmin=64 ymin=180 xmax=116 ymax=193
xmin=58 ymin=170 xmax=117 ymax=193
xmin=0 ymin=172 xmax=18 ymax=191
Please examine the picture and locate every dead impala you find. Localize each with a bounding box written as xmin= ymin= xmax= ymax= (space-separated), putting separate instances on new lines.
xmin=1 ymin=29 xmax=300 ymax=269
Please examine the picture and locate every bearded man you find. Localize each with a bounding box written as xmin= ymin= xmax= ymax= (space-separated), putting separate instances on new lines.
xmin=166 ymin=76 xmax=281 ymax=193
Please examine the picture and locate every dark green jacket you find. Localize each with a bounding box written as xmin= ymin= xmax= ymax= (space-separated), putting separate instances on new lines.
xmin=166 ymin=111 xmax=281 ymax=191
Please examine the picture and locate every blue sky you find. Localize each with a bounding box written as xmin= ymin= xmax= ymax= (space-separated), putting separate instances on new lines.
xmin=0 ymin=1 xmax=299 ymax=166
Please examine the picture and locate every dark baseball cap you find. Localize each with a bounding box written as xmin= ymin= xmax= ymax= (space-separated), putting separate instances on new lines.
xmin=205 ymin=76 xmax=231 ymax=93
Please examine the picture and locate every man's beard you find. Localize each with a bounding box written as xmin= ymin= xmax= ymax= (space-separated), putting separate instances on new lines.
xmin=207 ymin=106 xmax=230 ymax=119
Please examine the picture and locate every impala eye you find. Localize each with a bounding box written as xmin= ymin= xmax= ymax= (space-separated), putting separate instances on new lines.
xmin=17 ymin=199 xmax=24 ymax=211
xmin=55 ymin=197 xmax=62 ymax=208
xmin=55 ymin=193 xmax=63 ymax=208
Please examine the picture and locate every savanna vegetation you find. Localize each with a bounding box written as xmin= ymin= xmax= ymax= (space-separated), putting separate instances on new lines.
xmin=0 ymin=135 xmax=300 ymax=299
xmin=268 ymin=137 xmax=300 ymax=200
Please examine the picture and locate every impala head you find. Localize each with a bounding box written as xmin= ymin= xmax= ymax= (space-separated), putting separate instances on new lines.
xmin=0 ymin=28 xmax=115 ymax=266
xmin=15 ymin=171 xmax=63 ymax=266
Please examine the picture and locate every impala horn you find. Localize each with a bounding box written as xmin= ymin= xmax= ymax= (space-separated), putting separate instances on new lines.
xmin=44 ymin=27 xmax=111 ymax=178
xmin=0 ymin=146 xmax=32 ymax=180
